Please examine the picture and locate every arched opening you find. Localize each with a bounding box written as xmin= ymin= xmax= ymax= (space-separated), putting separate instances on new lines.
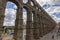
xmin=30 ymin=1 xmax=34 ymax=6
xmin=22 ymin=8 xmax=27 ymax=40
xmin=3 ymin=1 xmax=17 ymax=26
xmin=23 ymin=8 xmax=27 ymax=25
xmin=32 ymin=12 xmax=33 ymax=22
xmin=3 ymin=1 xmax=18 ymax=38
xmin=23 ymin=0 xmax=28 ymax=4
xmin=31 ymin=12 xmax=34 ymax=29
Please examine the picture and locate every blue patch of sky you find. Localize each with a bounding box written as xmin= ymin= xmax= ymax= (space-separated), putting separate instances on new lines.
xmin=6 ymin=1 xmax=26 ymax=12
xmin=42 ymin=2 xmax=60 ymax=19
xmin=52 ymin=3 xmax=60 ymax=6
xmin=53 ymin=12 xmax=60 ymax=18
xmin=6 ymin=1 xmax=17 ymax=10
xmin=42 ymin=2 xmax=60 ymax=9
xmin=6 ymin=2 xmax=13 ymax=8
xmin=43 ymin=3 xmax=50 ymax=9
xmin=23 ymin=8 xmax=27 ymax=12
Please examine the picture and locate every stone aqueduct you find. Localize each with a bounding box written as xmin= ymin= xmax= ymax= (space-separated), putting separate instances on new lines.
xmin=0 ymin=0 xmax=56 ymax=40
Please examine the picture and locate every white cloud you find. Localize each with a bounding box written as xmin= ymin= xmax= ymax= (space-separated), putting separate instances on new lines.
xmin=51 ymin=0 xmax=60 ymax=5
xmin=3 ymin=1 xmax=18 ymax=26
xmin=3 ymin=8 xmax=16 ymax=26
xmin=54 ymin=7 xmax=60 ymax=12
xmin=23 ymin=0 xmax=28 ymax=3
xmin=51 ymin=14 xmax=60 ymax=23
xmin=5 ymin=8 xmax=16 ymax=15
xmin=23 ymin=12 xmax=27 ymax=24
xmin=36 ymin=0 xmax=46 ymax=6
xmin=36 ymin=0 xmax=60 ymax=23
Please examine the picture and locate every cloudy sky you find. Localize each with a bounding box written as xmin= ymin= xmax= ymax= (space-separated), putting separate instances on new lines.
xmin=3 ymin=1 xmax=17 ymax=26
xmin=36 ymin=0 xmax=60 ymax=23
xmin=3 ymin=0 xmax=60 ymax=26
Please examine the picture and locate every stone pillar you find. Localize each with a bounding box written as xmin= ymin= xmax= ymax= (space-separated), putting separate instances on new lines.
xmin=29 ymin=12 xmax=34 ymax=40
xmin=33 ymin=13 xmax=40 ymax=40
xmin=37 ymin=15 xmax=41 ymax=40
xmin=26 ymin=10 xmax=33 ymax=40
xmin=37 ymin=14 xmax=41 ymax=39
xmin=14 ymin=7 xmax=23 ymax=40
xmin=37 ymin=13 xmax=43 ymax=37
xmin=40 ymin=15 xmax=44 ymax=37
xmin=0 ymin=0 xmax=7 ymax=32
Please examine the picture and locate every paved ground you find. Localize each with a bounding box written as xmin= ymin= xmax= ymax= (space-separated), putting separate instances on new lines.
xmin=40 ymin=27 xmax=59 ymax=40
xmin=1 ymin=26 xmax=60 ymax=40
xmin=1 ymin=34 xmax=14 ymax=40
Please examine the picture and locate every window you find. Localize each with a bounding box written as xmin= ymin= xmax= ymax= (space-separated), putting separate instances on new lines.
xmin=23 ymin=0 xmax=28 ymax=3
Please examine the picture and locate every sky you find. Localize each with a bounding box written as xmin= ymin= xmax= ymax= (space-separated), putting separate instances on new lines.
xmin=3 ymin=0 xmax=60 ymax=26
xmin=36 ymin=0 xmax=60 ymax=23
xmin=3 ymin=1 xmax=17 ymax=26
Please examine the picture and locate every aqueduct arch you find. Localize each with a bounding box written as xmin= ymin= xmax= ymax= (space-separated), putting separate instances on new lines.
xmin=0 ymin=0 xmax=39 ymax=40
xmin=0 ymin=0 xmax=56 ymax=40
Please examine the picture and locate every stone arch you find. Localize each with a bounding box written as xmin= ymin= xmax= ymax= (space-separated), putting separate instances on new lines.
xmin=3 ymin=0 xmax=21 ymax=26
xmin=22 ymin=6 xmax=28 ymax=40
xmin=1 ymin=0 xmax=23 ymax=40
xmin=0 ymin=0 xmax=41 ymax=40
xmin=22 ymin=7 xmax=28 ymax=25
xmin=7 ymin=0 xmax=20 ymax=8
